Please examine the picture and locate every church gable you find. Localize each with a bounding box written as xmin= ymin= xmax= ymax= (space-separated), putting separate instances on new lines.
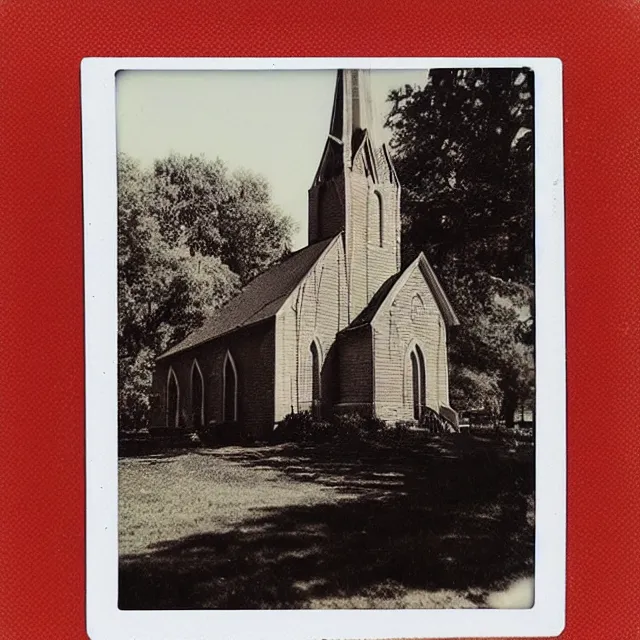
xmin=351 ymin=130 xmax=399 ymax=188
xmin=348 ymin=253 xmax=458 ymax=332
xmin=369 ymin=255 xmax=457 ymax=421
xmin=352 ymin=131 xmax=377 ymax=180
xmin=371 ymin=254 xmax=459 ymax=329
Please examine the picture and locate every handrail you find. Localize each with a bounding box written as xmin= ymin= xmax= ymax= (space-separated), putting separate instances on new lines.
xmin=419 ymin=405 xmax=458 ymax=433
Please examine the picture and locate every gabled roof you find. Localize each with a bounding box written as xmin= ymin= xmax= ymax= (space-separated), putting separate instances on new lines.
xmin=158 ymin=235 xmax=339 ymax=360
xmin=348 ymin=271 xmax=404 ymax=329
xmin=345 ymin=253 xmax=460 ymax=331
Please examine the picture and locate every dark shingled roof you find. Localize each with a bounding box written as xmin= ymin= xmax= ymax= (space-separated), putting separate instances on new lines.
xmin=346 ymin=271 xmax=403 ymax=329
xmin=158 ymin=236 xmax=337 ymax=359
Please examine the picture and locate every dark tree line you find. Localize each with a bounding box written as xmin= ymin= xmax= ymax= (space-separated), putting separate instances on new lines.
xmin=387 ymin=68 xmax=535 ymax=427
xmin=118 ymin=153 xmax=294 ymax=430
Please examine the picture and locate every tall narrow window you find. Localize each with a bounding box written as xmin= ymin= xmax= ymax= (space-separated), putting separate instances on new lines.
xmin=369 ymin=191 xmax=383 ymax=247
xmin=410 ymin=351 xmax=420 ymax=420
xmin=410 ymin=345 xmax=427 ymax=420
xmin=167 ymin=368 xmax=179 ymax=428
xmin=416 ymin=345 xmax=427 ymax=412
xmin=223 ymin=352 xmax=238 ymax=422
xmin=310 ymin=341 xmax=321 ymax=418
xmin=191 ymin=360 xmax=204 ymax=430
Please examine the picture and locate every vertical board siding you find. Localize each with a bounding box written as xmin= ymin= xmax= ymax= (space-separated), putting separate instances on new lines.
xmin=347 ymin=166 xmax=399 ymax=321
xmin=275 ymin=239 xmax=348 ymax=421
xmin=372 ymin=266 xmax=450 ymax=422
xmin=347 ymin=172 xmax=369 ymax=320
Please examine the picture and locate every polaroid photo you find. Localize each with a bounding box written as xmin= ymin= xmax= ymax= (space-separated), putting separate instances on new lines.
xmin=82 ymin=57 xmax=566 ymax=640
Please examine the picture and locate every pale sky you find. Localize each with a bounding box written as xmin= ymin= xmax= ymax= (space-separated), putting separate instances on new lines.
xmin=116 ymin=69 xmax=428 ymax=249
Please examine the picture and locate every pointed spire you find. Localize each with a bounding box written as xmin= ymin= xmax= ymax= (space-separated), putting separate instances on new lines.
xmin=328 ymin=70 xmax=345 ymax=141
xmin=328 ymin=70 xmax=381 ymax=151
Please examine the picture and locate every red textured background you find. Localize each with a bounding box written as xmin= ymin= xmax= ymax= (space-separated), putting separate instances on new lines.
xmin=1 ymin=0 xmax=639 ymax=638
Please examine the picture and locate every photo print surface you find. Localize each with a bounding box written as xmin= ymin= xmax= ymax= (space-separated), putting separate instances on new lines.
xmin=115 ymin=67 xmax=536 ymax=611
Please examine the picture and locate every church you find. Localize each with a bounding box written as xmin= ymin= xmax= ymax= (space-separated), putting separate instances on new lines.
xmin=151 ymin=69 xmax=460 ymax=439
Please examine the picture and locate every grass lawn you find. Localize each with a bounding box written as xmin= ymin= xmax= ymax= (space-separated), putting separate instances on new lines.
xmin=119 ymin=433 xmax=534 ymax=609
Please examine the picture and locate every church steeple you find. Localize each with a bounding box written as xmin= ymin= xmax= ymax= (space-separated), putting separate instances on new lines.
xmin=308 ymin=69 xmax=402 ymax=320
xmin=328 ymin=70 xmax=381 ymax=158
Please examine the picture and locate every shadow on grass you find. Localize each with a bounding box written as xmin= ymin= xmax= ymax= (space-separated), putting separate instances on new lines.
xmin=119 ymin=434 xmax=534 ymax=609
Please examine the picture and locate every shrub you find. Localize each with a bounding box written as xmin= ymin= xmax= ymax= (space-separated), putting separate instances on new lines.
xmin=418 ymin=409 xmax=448 ymax=433
xmin=273 ymin=410 xmax=315 ymax=443
xmin=197 ymin=421 xmax=245 ymax=446
xmin=333 ymin=412 xmax=364 ymax=430
xmin=390 ymin=420 xmax=412 ymax=442
xmin=333 ymin=413 xmax=367 ymax=444
xmin=362 ymin=416 xmax=387 ymax=435
xmin=307 ymin=420 xmax=337 ymax=444
xmin=273 ymin=411 xmax=390 ymax=446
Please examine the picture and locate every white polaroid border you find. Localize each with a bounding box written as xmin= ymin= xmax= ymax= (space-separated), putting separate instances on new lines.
xmin=82 ymin=57 xmax=565 ymax=640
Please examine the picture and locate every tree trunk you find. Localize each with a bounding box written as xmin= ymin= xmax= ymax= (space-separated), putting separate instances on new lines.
xmin=502 ymin=391 xmax=518 ymax=430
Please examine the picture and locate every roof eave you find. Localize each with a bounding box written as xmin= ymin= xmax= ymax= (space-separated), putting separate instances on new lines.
xmin=156 ymin=314 xmax=276 ymax=362
xmin=337 ymin=322 xmax=370 ymax=335
xmin=417 ymin=254 xmax=460 ymax=327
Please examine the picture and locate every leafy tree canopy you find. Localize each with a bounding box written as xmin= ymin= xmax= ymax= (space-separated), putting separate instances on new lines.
xmin=150 ymin=154 xmax=295 ymax=284
xmin=387 ymin=68 xmax=535 ymax=425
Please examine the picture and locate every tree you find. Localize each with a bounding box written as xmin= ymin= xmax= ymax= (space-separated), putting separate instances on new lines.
xmin=218 ymin=169 xmax=295 ymax=284
xmin=150 ymin=153 xmax=230 ymax=254
xmin=386 ymin=68 xmax=535 ymax=425
xmin=151 ymin=155 xmax=295 ymax=285
xmin=117 ymin=154 xmax=239 ymax=430
xmin=449 ymin=365 xmax=501 ymax=421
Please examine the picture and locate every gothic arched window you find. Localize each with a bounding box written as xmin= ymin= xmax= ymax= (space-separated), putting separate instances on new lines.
xmin=310 ymin=341 xmax=321 ymax=418
xmin=409 ymin=345 xmax=427 ymax=420
xmin=223 ymin=351 xmax=238 ymax=422
xmin=167 ymin=368 xmax=179 ymax=428
xmin=191 ymin=360 xmax=204 ymax=430
xmin=410 ymin=351 xmax=419 ymax=420
xmin=369 ymin=191 xmax=383 ymax=247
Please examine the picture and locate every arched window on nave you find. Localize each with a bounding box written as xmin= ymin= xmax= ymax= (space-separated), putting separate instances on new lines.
xmin=223 ymin=352 xmax=238 ymax=423
xmin=167 ymin=368 xmax=179 ymax=428
xmin=191 ymin=360 xmax=204 ymax=430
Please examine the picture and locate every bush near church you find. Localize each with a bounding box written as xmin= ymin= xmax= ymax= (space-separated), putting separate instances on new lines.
xmin=196 ymin=420 xmax=253 ymax=447
xmin=271 ymin=410 xmax=417 ymax=446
